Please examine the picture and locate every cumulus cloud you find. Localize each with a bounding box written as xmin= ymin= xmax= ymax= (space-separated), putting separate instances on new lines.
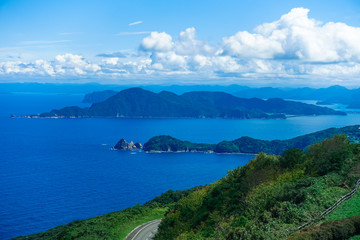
xmin=54 ymin=53 xmax=101 ymax=74
xmin=0 ymin=53 xmax=100 ymax=77
xmin=222 ymin=7 xmax=360 ymax=62
xmin=2 ymin=8 xmax=360 ymax=85
xmin=140 ymin=32 xmax=174 ymax=52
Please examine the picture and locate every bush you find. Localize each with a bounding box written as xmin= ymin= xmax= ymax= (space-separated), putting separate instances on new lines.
xmin=288 ymin=215 xmax=360 ymax=240
xmin=307 ymin=135 xmax=353 ymax=175
xmin=280 ymin=148 xmax=307 ymax=169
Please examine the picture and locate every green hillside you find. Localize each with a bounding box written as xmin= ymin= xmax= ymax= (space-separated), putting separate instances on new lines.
xmin=155 ymin=134 xmax=360 ymax=240
xmin=12 ymin=187 xmax=203 ymax=240
xmin=143 ymin=125 xmax=360 ymax=154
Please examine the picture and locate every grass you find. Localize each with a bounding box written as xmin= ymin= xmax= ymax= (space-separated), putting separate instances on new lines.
xmin=325 ymin=191 xmax=360 ymax=221
xmin=350 ymin=236 xmax=360 ymax=240
xmin=12 ymin=206 xmax=168 ymax=240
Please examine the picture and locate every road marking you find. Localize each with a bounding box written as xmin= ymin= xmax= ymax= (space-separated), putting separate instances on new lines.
xmin=129 ymin=219 xmax=161 ymax=240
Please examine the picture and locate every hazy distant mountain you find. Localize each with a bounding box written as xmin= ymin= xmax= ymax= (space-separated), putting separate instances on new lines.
xmin=81 ymin=85 xmax=360 ymax=109
xmin=82 ymin=90 xmax=117 ymax=103
xmin=3 ymin=82 xmax=357 ymax=108
xmin=317 ymin=89 xmax=360 ymax=109
xmin=39 ymin=88 xmax=345 ymax=119
xmin=234 ymin=85 xmax=350 ymax=100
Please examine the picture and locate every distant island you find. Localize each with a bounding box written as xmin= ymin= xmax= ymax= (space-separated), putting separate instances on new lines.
xmin=82 ymin=85 xmax=360 ymax=109
xmin=114 ymin=125 xmax=360 ymax=154
xmin=33 ymin=88 xmax=345 ymax=119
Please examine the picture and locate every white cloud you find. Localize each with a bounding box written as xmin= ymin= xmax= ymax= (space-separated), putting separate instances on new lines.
xmin=103 ymin=57 xmax=119 ymax=65
xmin=35 ymin=59 xmax=55 ymax=75
xmin=222 ymin=7 xmax=360 ymax=62
xmin=2 ymin=8 xmax=360 ymax=86
xmin=0 ymin=53 xmax=101 ymax=77
xmin=54 ymin=53 xmax=101 ymax=75
xmin=129 ymin=21 xmax=143 ymax=26
xmin=222 ymin=31 xmax=284 ymax=58
xmin=140 ymin=32 xmax=173 ymax=52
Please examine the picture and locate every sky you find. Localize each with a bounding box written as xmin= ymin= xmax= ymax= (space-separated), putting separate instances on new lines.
xmin=1 ymin=0 xmax=360 ymax=87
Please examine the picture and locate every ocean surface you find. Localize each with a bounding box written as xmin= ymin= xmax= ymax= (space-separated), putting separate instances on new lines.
xmin=0 ymin=93 xmax=359 ymax=239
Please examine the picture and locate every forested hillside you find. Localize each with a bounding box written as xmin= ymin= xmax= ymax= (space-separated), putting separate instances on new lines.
xmin=155 ymin=135 xmax=360 ymax=239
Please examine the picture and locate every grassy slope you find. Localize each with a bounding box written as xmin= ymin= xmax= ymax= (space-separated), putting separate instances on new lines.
xmin=12 ymin=186 xmax=203 ymax=240
xmin=325 ymin=191 xmax=360 ymax=221
xmin=285 ymin=161 xmax=360 ymax=239
xmin=12 ymin=206 xmax=167 ymax=240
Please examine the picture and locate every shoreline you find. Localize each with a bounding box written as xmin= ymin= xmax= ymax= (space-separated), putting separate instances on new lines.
xmin=11 ymin=113 xmax=348 ymax=120
xmin=112 ymin=148 xmax=258 ymax=156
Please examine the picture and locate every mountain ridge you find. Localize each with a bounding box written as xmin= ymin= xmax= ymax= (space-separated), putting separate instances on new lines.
xmin=37 ymin=88 xmax=345 ymax=119
xmin=130 ymin=125 xmax=360 ymax=154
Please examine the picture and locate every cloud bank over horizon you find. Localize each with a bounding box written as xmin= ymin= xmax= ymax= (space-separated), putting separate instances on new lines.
xmin=1 ymin=8 xmax=360 ymax=86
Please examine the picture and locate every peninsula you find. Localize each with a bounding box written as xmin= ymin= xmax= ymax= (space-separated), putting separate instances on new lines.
xmin=114 ymin=125 xmax=360 ymax=155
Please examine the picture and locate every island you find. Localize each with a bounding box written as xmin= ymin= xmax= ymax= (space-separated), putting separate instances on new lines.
xmin=114 ymin=125 xmax=360 ymax=155
xmin=34 ymin=88 xmax=345 ymax=119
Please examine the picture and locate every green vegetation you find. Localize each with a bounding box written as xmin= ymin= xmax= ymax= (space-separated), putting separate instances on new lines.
xmin=325 ymin=190 xmax=360 ymax=222
xmin=155 ymin=134 xmax=360 ymax=240
xmin=13 ymin=205 xmax=166 ymax=240
xmin=143 ymin=135 xmax=214 ymax=152
xmin=143 ymin=125 xmax=360 ymax=154
xmin=145 ymin=186 xmax=204 ymax=208
xmin=39 ymin=87 xmax=345 ymax=118
xmin=288 ymin=215 xmax=360 ymax=240
xmin=214 ymin=141 xmax=239 ymax=153
xmin=12 ymin=187 xmax=202 ymax=240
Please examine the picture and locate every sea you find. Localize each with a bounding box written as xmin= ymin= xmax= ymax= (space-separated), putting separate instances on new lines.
xmin=0 ymin=93 xmax=359 ymax=239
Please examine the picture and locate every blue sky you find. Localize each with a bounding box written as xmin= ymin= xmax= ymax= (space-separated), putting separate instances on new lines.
xmin=1 ymin=0 xmax=360 ymax=86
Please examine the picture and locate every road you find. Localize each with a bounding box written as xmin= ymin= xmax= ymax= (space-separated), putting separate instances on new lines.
xmin=125 ymin=219 xmax=161 ymax=240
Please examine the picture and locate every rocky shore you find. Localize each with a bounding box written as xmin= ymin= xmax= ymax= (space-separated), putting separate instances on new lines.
xmin=113 ymin=139 xmax=143 ymax=150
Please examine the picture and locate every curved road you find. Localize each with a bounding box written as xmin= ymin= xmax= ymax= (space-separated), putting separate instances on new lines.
xmin=125 ymin=219 xmax=161 ymax=240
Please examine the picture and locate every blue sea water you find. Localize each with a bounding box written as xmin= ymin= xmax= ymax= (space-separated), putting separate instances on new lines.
xmin=0 ymin=93 xmax=359 ymax=239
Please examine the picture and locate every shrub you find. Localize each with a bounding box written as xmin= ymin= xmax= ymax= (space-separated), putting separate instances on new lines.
xmin=307 ymin=135 xmax=353 ymax=175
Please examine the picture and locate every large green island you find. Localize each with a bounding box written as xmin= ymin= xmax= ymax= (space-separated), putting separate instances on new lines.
xmin=34 ymin=88 xmax=345 ymax=119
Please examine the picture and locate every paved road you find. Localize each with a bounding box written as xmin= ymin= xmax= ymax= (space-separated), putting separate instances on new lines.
xmin=125 ymin=219 xmax=161 ymax=240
